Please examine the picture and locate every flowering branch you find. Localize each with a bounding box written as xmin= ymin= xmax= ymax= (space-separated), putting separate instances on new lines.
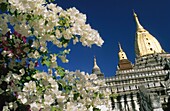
xmin=0 ymin=0 xmax=112 ymax=111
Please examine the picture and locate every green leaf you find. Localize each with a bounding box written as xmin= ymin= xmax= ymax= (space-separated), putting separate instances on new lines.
xmin=56 ymin=66 xmax=65 ymax=78
xmin=99 ymin=93 xmax=104 ymax=99
xmin=44 ymin=60 xmax=51 ymax=67
xmin=45 ymin=20 xmax=48 ymax=26
xmin=58 ymin=82 xmax=63 ymax=91
xmin=14 ymin=10 xmax=19 ymax=17
xmin=59 ymin=71 xmax=65 ymax=78
xmin=51 ymin=106 xmax=57 ymax=111
xmin=60 ymin=37 xmax=70 ymax=45
xmin=26 ymin=76 xmax=31 ymax=80
xmin=93 ymin=107 xmax=100 ymax=111
xmin=26 ymin=14 xmax=32 ymax=21
xmin=93 ymin=92 xmax=98 ymax=98
xmin=73 ymin=93 xmax=80 ymax=100
xmin=64 ymin=85 xmax=72 ymax=94
xmin=51 ymin=106 xmax=62 ymax=111
xmin=36 ymin=85 xmax=46 ymax=95
xmin=0 ymin=3 xmax=8 ymax=12
xmin=42 ymin=56 xmax=48 ymax=60
xmin=21 ymin=79 xmax=25 ymax=83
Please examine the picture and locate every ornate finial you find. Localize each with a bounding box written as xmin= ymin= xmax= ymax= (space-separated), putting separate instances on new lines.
xmin=118 ymin=43 xmax=128 ymax=60
xmin=117 ymin=42 xmax=133 ymax=70
xmin=94 ymin=55 xmax=97 ymax=65
xmin=118 ymin=42 xmax=123 ymax=52
xmin=132 ymin=9 xmax=135 ymax=15
xmin=92 ymin=56 xmax=101 ymax=74
xmin=133 ymin=11 xmax=145 ymax=31
xmin=92 ymin=56 xmax=103 ymax=78
xmin=93 ymin=56 xmax=99 ymax=69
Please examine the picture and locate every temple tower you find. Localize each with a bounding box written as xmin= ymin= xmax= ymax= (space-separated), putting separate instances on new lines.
xmin=118 ymin=43 xmax=133 ymax=70
xmin=102 ymin=13 xmax=170 ymax=111
xmin=92 ymin=56 xmax=104 ymax=79
xmin=134 ymin=12 xmax=164 ymax=57
xmin=118 ymin=43 xmax=128 ymax=60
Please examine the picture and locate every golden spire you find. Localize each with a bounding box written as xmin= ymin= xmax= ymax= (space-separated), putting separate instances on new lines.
xmin=118 ymin=42 xmax=123 ymax=52
xmin=118 ymin=43 xmax=127 ymax=60
xmin=133 ymin=11 xmax=145 ymax=32
xmin=134 ymin=12 xmax=164 ymax=57
xmin=117 ymin=43 xmax=133 ymax=71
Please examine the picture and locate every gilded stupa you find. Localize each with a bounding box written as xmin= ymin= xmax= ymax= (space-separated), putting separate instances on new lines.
xmin=118 ymin=43 xmax=132 ymax=70
xmin=118 ymin=43 xmax=128 ymax=60
xmin=134 ymin=12 xmax=164 ymax=57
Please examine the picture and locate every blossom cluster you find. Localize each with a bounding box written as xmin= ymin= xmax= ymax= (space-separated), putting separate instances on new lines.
xmin=62 ymin=70 xmax=111 ymax=110
xmin=0 ymin=31 xmax=110 ymax=110
xmin=0 ymin=0 xmax=112 ymax=111
xmin=0 ymin=0 xmax=104 ymax=48
xmin=1 ymin=70 xmax=111 ymax=111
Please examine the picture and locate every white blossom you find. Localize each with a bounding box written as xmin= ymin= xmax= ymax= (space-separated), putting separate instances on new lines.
xmin=30 ymin=102 xmax=42 ymax=111
xmin=44 ymin=94 xmax=54 ymax=106
xmin=18 ymin=94 xmax=27 ymax=104
xmin=29 ymin=61 xmax=35 ymax=69
xmin=2 ymin=106 xmax=10 ymax=111
xmin=19 ymin=68 xmax=25 ymax=75
xmin=57 ymin=95 xmax=65 ymax=103
xmin=23 ymin=81 xmax=36 ymax=93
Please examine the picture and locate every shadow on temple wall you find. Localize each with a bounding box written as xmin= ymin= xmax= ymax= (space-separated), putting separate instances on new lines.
xmin=164 ymin=97 xmax=170 ymax=111
xmin=139 ymin=85 xmax=164 ymax=111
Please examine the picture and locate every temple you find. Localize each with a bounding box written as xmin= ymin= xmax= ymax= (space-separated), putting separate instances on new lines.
xmin=92 ymin=56 xmax=104 ymax=79
xmin=92 ymin=12 xmax=170 ymax=111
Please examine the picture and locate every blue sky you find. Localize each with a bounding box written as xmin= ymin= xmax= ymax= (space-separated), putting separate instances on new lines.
xmin=54 ymin=0 xmax=170 ymax=77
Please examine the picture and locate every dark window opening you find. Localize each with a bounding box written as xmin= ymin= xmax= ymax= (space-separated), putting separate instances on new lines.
xmin=161 ymin=90 xmax=165 ymax=95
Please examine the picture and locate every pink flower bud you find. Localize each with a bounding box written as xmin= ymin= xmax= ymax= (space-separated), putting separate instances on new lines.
xmin=22 ymin=36 xmax=27 ymax=43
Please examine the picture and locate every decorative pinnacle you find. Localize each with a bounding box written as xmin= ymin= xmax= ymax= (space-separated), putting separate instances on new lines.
xmin=133 ymin=11 xmax=144 ymax=31
xmin=118 ymin=43 xmax=128 ymax=60
xmin=93 ymin=56 xmax=100 ymax=69
xmin=118 ymin=42 xmax=123 ymax=52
